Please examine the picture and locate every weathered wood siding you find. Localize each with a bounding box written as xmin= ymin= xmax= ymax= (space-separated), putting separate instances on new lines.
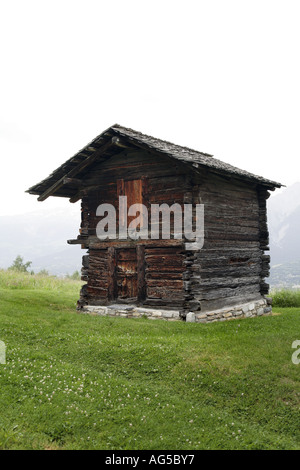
xmin=184 ymin=172 xmax=269 ymax=312
xmin=144 ymin=247 xmax=185 ymax=308
xmin=78 ymin=149 xmax=189 ymax=307
xmin=77 ymin=148 xmax=270 ymax=314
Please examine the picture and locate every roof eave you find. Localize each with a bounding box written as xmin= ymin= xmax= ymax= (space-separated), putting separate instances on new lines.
xmin=26 ymin=124 xmax=283 ymax=198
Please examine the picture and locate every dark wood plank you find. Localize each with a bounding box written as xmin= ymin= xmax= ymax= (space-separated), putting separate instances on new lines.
xmin=137 ymin=245 xmax=146 ymax=302
xmin=107 ymin=247 xmax=116 ymax=301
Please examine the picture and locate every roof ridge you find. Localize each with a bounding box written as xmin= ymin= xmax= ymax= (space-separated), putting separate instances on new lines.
xmin=111 ymin=124 xmax=214 ymax=158
xmin=110 ymin=124 xmax=281 ymax=188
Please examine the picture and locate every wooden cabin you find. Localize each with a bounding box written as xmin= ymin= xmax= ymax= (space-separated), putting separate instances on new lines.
xmin=27 ymin=124 xmax=281 ymax=323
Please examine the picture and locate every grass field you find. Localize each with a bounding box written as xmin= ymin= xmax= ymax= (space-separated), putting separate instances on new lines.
xmin=271 ymin=288 xmax=300 ymax=308
xmin=0 ymin=270 xmax=300 ymax=450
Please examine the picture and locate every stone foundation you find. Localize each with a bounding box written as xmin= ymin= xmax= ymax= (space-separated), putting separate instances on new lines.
xmin=186 ymin=298 xmax=271 ymax=323
xmin=79 ymin=298 xmax=272 ymax=323
xmin=80 ymin=304 xmax=181 ymax=321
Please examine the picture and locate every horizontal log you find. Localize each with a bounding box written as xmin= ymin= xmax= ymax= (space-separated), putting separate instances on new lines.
xmin=88 ymin=238 xmax=184 ymax=249
xmin=143 ymin=298 xmax=184 ymax=307
xmin=63 ymin=177 xmax=83 ymax=186
xmin=195 ymin=283 xmax=261 ymax=301
xmin=146 ymin=272 xmax=184 ymax=280
xmin=146 ymin=288 xmax=183 ymax=300
xmin=198 ymin=293 xmax=262 ymax=312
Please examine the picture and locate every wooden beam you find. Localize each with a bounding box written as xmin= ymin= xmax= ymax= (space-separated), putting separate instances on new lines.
xmin=89 ymin=237 xmax=183 ymax=249
xmin=107 ymin=247 xmax=117 ymax=300
xmin=111 ymin=136 xmax=129 ymax=148
xmin=69 ymin=190 xmax=87 ymax=204
xmin=37 ymin=137 xmax=117 ymax=201
xmin=69 ymin=182 xmax=111 ymax=203
xmin=72 ymin=181 xmax=118 ymax=202
xmin=67 ymin=237 xmax=184 ymax=249
xmin=63 ymin=177 xmax=83 ymax=186
xmin=137 ymin=245 xmax=146 ymax=302
xmin=67 ymin=237 xmax=88 ymax=245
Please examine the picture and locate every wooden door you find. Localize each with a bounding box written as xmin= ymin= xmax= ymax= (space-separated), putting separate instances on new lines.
xmin=116 ymin=248 xmax=138 ymax=300
xmin=107 ymin=246 xmax=146 ymax=303
xmin=117 ymin=178 xmax=147 ymax=232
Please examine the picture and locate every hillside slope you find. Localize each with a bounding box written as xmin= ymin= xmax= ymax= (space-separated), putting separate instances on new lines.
xmin=0 ymin=205 xmax=84 ymax=275
xmin=268 ymin=182 xmax=300 ymax=287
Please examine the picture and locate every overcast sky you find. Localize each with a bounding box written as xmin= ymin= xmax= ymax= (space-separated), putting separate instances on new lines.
xmin=0 ymin=0 xmax=299 ymax=216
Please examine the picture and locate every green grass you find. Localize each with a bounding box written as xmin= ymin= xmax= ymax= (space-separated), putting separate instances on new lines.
xmin=271 ymin=288 xmax=300 ymax=308
xmin=0 ymin=270 xmax=300 ymax=449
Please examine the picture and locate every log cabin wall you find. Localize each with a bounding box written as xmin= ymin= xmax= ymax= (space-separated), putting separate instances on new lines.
xmin=77 ymin=146 xmax=271 ymax=317
xmin=78 ymin=149 xmax=190 ymax=310
xmin=188 ymin=171 xmax=269 ymax=313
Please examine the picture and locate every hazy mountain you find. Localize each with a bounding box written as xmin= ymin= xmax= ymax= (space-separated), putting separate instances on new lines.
xmin=268 ymin=182 xmax=300 ymax=287
xmin=0 ymin=205 xmax=85 ymax=276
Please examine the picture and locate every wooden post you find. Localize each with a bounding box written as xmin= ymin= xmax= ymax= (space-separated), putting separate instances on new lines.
xmin=107 ymin=247 xmax=117 ymax=301
xmin=137 ymin=245 xmax=146 ymax=302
